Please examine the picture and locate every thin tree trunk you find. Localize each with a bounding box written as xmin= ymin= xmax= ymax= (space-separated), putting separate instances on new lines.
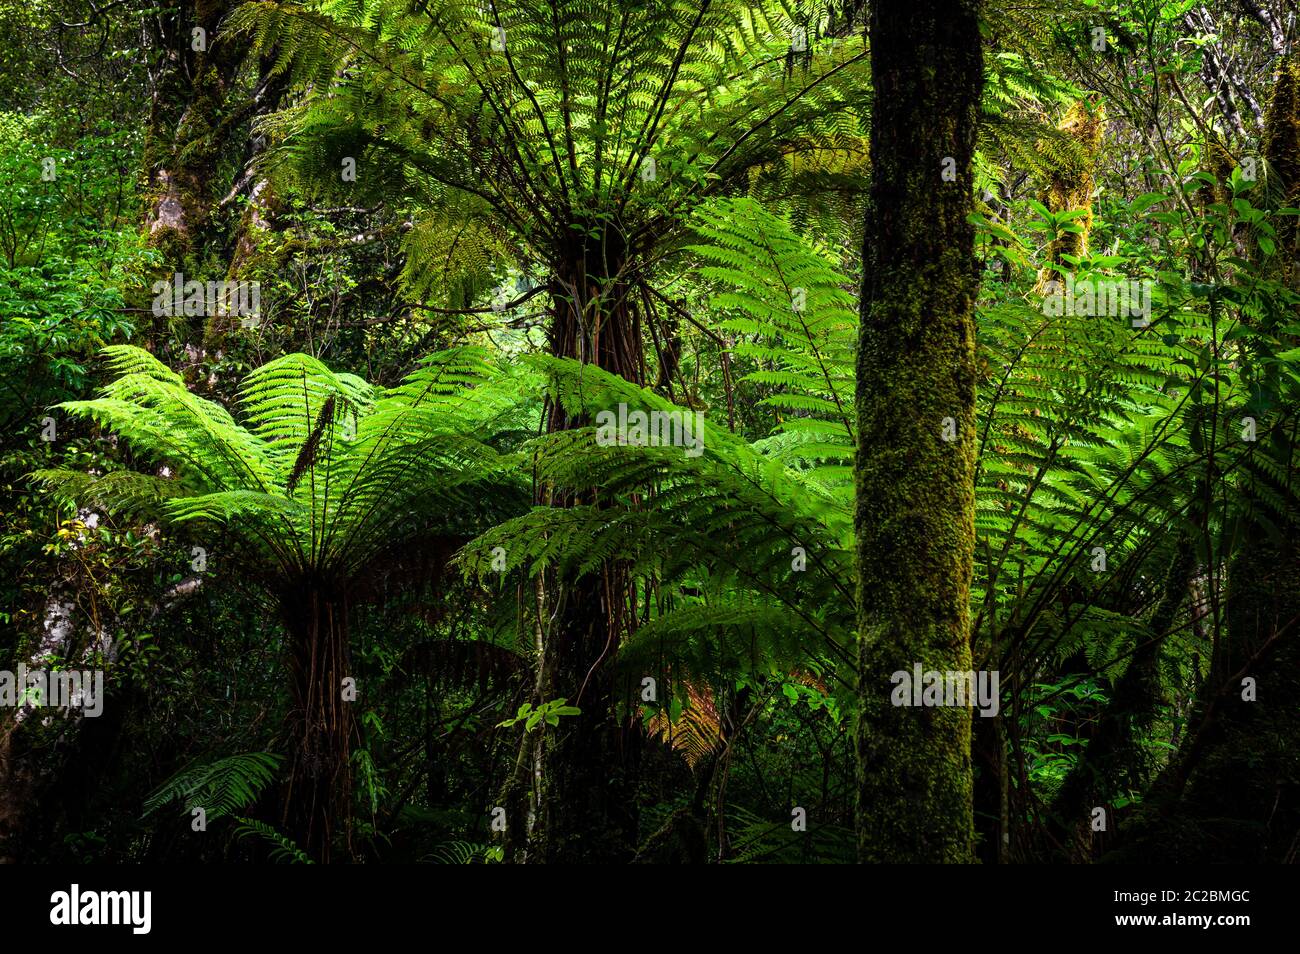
xmin=972 ymin=713 xmax=1010 ymax=863
xmin=854 ymin=0 xmax=983 ymax=864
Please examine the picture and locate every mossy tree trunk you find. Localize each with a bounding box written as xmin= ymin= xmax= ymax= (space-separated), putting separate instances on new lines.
xmin=853 ymin=0 xmax=982 ymax=864
xmin=142 ymin=0 xmax=246 ymax=354
xmin=1035 ymin=99 xmax=1104 ymax=290
xmin=207 ymin=60 xmax=292 ymax=352
xmin=143 ymin=0 xmax=244 ymax=257
xmin=1262 ymin=54 xmax=1300 ymax=283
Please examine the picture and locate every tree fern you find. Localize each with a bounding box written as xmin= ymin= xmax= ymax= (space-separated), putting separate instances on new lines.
xmin=34 ymin=344 xmax=534 ymax=859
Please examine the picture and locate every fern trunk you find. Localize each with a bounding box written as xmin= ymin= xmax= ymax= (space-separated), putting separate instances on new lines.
xmin=281 ymin=583 xmax=355 ymax=863
xmin=853 ymin=0 xmax=982 ymax=863
xmin=512 ymin=242 xmax=643 ymax=863
xmin=972 ymin=713 xmax=1009 ymax=863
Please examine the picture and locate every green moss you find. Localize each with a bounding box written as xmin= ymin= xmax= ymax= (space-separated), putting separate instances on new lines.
xmin=1035 ymin=99 xmax=1104 ymax=290
xmin=1263 ymin=55 xmax=1300 ymax=279
xmin=854 ymin=0 xmax=981 ymax=864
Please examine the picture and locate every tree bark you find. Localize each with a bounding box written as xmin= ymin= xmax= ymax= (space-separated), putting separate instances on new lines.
xmin=972 ymin=712 xmax=1009 ymax=863
xmin=1035 ymin=99 xmax=1104 ymax=291
xmin=140 ymin=0 xmax=248 ymax=359
xmin=143 ymin=0 xmax=245 ymax=261
xmin=503 ymin=235 xmax=644 ymax=863
xmin=854 ymin=0 xmax=983 ymax=864
xmin=280 ymin=583 xmax=356 ymax=862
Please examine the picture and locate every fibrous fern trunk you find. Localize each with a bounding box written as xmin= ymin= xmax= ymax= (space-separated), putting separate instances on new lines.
xmin=853 ymin=0 xmax=982 ymax=863
xmin=517 ymin=240 xmax=643 ymax=863
xmin=281 ymin=583 xmax=355 ymax=863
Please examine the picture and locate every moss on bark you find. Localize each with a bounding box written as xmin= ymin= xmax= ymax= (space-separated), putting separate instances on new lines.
xmin=1035 ymin=99 xmax=1104 ymax=291
xmin=853 ymin=0 xmax=982 ymax=864
xmin=1263 ymin=54 xmax=1300 ymax=283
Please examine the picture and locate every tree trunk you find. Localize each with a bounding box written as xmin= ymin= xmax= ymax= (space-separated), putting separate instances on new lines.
xmin=143 ymin=0 xmax=244 ymax=261
xmin=1035 ymin=99 xmax=1104 ymax=290
xmin=141 ymin=0 xmax=247 ymax=357
xmin=505 ymin=236 xmax=644 ymax=863
xmin=972 ymin=712 xmax=1009 ymax=863
xmin=207 ymin=61 xmax=292 ymax=352
xmin=854 ymin=0 xmax=983 ymax=864
xmin=280 ymin=583 xmax=356 ymax=862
